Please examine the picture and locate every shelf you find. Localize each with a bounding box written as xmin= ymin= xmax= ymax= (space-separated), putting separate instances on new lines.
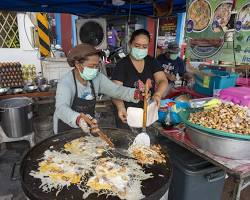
xmin=0 ymin=90 xmax=56 ymax=100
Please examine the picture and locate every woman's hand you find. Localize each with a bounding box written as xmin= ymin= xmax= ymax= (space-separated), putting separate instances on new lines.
xmin=164 ymin=72 xmax=176 ymax=81
xmin=77 ymin=114 xmax=100 ymax=134
xmin=118 ymin=107 xmax=127 ymax=123
xmin=87 ymin=114 xmax=100 ymax=134
xmin=152 ymin=92 xmax=161 ymax=107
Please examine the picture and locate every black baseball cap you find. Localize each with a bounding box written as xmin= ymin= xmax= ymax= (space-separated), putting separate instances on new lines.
xmin=166 ymin=42 xmax=180 ymax=54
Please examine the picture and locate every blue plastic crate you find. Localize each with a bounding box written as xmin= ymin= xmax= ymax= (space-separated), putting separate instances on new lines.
xmin=194 ymin=69 xmax=238 ymax=96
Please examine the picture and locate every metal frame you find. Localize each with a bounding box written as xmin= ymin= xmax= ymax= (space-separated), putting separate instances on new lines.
xmin=0 ymin=11 xmax=20 ymax=48
xmin=155 ymin=124 xmax=250 ymax=200
xmin=232 ymin=176 xmax=250 ymax=200
xmin=0 ymin=126 xmax=35 ymax=147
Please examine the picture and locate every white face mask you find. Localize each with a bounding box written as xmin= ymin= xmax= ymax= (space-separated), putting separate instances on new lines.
xmin=79 ymin=67 xmax=98 ymax=80
xmin=131 ymin=47 xmax=148 ymax=60
xmin=170 ymin=54 xmax=179 ymax=60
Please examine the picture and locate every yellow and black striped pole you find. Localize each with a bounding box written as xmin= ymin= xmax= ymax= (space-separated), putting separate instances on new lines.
xmin=36 ymin=13 xmax=50 ymax=57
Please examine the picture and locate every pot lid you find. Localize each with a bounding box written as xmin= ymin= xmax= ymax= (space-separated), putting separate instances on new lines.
xmin=0 ymin=97 xmax=33 ymax=109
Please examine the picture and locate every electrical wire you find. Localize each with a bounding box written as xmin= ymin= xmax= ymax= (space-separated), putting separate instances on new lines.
xmin=23 ymin=12 xmax=43 ymax=60
xmin=23 ymin=13 xmax=35 ymax=50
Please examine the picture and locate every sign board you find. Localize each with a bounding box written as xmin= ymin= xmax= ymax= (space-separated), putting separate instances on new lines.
xmin=234 ymin=0 xmax=250 ymax=64
xmin=185 ymin=0 xmax=250 ymax=65
xmin=159 ymin=16 xmax=177 ymax=36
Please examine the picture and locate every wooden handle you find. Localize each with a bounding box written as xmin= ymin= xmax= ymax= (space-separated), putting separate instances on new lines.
xmin=143 ymin=94 xmax=148 ymax=129
xmin=143 ymin=80 xmax=150 ymax=129
xmin=80 ymin=113 xmax=114 ymax=148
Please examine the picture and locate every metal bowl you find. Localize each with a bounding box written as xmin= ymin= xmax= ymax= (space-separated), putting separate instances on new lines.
xmin=38 ymin=84 xmax=51 ymax=92
xmin=13 ymin=88 xmax=23 ymax=94
xmin=34 ymin=76 xmax=47 ymax=86
xmin=25 ymin=85 xmax=38 ymax=93
xmin=49 ymin=79 xmax=58 ymax=88
xmin=0 ymin=87 xmax=10 ymax=95
xmin=186 ymin=126 xmax=250 ymax=160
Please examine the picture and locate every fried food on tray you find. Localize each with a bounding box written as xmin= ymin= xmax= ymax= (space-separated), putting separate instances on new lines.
xmin=129 ymin=144 xmax=166 ymax=165
xmin=189 ymin=103 xmax=250 ymax=135
xmin=29 ymin=136 xmax=157 ymax=199
xmin=87 ymin=157 xmax=152 ymax=200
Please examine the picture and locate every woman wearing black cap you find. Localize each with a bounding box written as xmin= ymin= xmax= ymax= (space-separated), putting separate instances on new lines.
xmin=53 ymin=43 xmax=144 ymax=134
xmin=157 ymin=42 xmax=186 ymax=86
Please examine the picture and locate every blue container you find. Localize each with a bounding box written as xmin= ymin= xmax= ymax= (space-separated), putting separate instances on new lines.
xmin=194 ymin=69 xmax=238 ymax=96
xmin=158 ymin=99 xmax=174 ymax=122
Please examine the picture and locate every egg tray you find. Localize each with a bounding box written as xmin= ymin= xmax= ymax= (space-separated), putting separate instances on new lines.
xmin=0 ymin=62 xmax=24 ymax=88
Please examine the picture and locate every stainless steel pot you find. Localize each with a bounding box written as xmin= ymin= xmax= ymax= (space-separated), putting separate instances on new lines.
xmin=186 ymin=126 xmax=250 ymax=160
xmin=0 ymin=97 xmax=33 ymax=138
xmin=34 ymin=76 xmax=47 ymax=86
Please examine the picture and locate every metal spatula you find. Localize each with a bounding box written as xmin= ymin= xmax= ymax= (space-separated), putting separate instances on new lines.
xmin=132 ymin=79 xmax=151 ymax=147
xmin=80 ymin=113 xmax=132 ymax=158
xmin=80 ymin=113 xmax=114 ymax=147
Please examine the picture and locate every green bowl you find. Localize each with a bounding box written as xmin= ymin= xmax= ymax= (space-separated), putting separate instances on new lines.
xmin=179 ymin=109 xmax=250 ymax=140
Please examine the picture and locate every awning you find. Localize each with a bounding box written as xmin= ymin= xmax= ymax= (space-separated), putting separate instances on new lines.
xmin=0 ymin=0 xmax=186 ymax=16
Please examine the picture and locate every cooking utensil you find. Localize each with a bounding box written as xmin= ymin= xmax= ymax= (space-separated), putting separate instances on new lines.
xmin=38 ymin=84 xmax=50 ymax=92
xmin=80 ymin=113 xmax=114 ymax=148
xmin=186 ymin=126 xmax=250 ymax=160
xmin=133 ymin=79 xmax=151 ymax=146
xmin=80 ymin=113 xmax=132 ymax=158
xmin=25 ymin=85 xmax=38 ymax=93
xmin=20 ymin=128 xmax=172 ymax=200
xmin=0 ymin=97 xmax=33 ymax=138
xmin=0 ymin=87 xmax=9 ymax=95
xmin=12 ymin=88 xmax=23 ymax=94
xmin=49 ymin=79 xmax=58 ymax=88
xmin=34 ymin=74 xmax=47 ymax=86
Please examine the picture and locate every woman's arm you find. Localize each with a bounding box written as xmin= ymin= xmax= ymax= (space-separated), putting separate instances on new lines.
xmin=111 ymin=80 xmax=127 ymax=123
xmin=55 ymin=82 xmax=79 ymax=128
xmin=98 ymin=73 xmax=137 ymax=102
xmin=153 ymin=71 xmax=168 ymax=106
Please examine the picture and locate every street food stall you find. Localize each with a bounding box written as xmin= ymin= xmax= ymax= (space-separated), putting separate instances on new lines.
xmin=0 ymin=0 xmax=250 ymax=200
xmin=0 ymin=1 xmax=186 ymax=200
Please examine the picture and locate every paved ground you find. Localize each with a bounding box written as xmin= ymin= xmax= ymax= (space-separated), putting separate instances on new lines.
xmin=0 ymin=141 xmax=250 ymax=200
xmin=0 ymin=142 xmax=29 ymax=200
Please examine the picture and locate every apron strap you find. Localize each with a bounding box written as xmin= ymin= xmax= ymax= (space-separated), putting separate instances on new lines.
xmin=89 ymin=80 xmax=96 ymax=99
xmin=72 ymin=70 xmax=78 ymax=99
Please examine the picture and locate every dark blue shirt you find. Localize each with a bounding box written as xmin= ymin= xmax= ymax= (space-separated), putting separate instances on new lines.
xmin=157 ymin=54 xmax=186 ymax=76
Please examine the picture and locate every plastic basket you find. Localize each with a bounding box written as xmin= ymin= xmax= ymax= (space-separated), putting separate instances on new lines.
xmin=194 ymin=69 xmax=238 ymax=96
xmin=236 ymin=77 xmax=250 ymax=87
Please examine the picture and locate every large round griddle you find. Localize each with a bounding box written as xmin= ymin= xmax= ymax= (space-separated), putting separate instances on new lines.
xmin=20 ymin=128 xmax=172 ymax=200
